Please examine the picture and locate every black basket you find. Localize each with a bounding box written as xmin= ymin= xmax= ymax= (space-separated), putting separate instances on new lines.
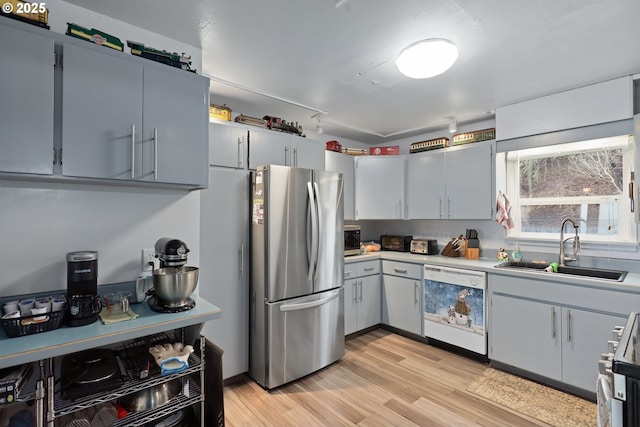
xmin=2 ymin=310 xmax=65 ymax=338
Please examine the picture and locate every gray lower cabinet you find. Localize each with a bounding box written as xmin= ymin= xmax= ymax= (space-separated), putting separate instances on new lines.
xmin=344 ymin=261 xmax=381 ymax=335
xmin=381 ymin=261 xmax=422 ymax=335
xmin=199 ymin=167 xmax=249 ymax=380
xmin=0 ymin=22 xmax=54 ymax=175
xmin=489 ymin=273 xmax=634 ymax=394
xmin=62 ymin=41 xmax=209 ymax=187
xmin=325 ymin=151 xmax=355 ymax=220
xmin=209 ymin=121 xmax=248 ymax=169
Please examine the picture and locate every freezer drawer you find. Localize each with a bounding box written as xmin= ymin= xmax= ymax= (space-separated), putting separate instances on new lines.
xmin=263 ymin=288 xmax=344 ymax=389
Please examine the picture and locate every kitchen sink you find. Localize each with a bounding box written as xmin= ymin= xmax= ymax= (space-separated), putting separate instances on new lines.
xmin=495 ymin=261 xmax=549 ymax=270
xmin=495 ymin=261 xmax=627 ymax=282
xmin=555 ymin=265 xmax=627 ymax=282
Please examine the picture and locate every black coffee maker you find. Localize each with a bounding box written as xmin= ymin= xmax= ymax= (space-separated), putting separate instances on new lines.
xmin=66 ymin=251 xmax=101 ymax=327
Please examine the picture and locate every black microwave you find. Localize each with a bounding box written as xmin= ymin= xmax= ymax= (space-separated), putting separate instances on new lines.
xmin=344 ymin=225 xmax=361 ymax=256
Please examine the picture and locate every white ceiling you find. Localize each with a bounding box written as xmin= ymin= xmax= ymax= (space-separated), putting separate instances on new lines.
xmin=63 ymin=0 xmax=640 ymax=144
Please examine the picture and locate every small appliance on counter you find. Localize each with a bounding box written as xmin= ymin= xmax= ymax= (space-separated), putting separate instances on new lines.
xmin=148 ymin=238 xmax=199 ymax=313
xmin=344 ymin=225 xmax=361 ymax=256
xmin=66 ymin=251 xmax=101 ymax=327
xmin=410 ymin=239 xmax=439 ymax=255
xmin=380 ymin=235 xmax=413 ymax=252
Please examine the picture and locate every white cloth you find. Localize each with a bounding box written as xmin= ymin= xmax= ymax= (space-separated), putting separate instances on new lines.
xmin=596 ymin=374 xmax=612 ymax=427
xmin=495 ymin=191 xmax=514 ymax=229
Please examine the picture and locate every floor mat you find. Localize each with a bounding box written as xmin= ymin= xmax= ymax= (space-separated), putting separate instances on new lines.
xmin=466 ymin=368 xmax=596 ymax=427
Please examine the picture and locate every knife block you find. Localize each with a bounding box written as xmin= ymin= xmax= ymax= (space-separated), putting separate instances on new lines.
xmin=465 ymin=247 xmax=479 ymax=260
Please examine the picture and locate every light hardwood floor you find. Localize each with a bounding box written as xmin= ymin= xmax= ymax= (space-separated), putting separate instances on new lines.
xmin=223 ymin=329 xmax=555 ymax=426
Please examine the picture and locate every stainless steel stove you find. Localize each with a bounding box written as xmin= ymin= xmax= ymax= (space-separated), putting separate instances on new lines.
xmin=599 ymin=312 xmax=640 ymax=427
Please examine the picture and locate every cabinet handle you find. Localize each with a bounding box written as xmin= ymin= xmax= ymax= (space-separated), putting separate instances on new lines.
xmin=240 ymin=244 xmax=244 ymax=277
xmin=363 ymin=267 xmax=375 ymax=272
xmin=352 ymin=282 xmax=358 ymax=303
xmin=345 ymin=270 xmax=354 ymax=277
xmin=566 ymin=309 xmax=571 ymax=342
xmin=285 ymin=146 xmax=289 ymax=165
xmin=447 ymin=197 xmax=452 ymax=219
xmin=130 ymin=124 xmax=136 ymax=179
xmin=238 ymin=137 xmax=244 ymax=168
xmin=153 ymin=128 xmax=158 ymax=181
xmin=439 ymin=197 xmax=443 ymax=219
xmin=414 ymin=282 xmax=419 ymax=304
xmin=293 ymin=147 xmax=298 ymax=167
xmin=551 ymin=307 xmax=556 ymax=338
xmin=359 ymin=280 xmax=363 ymax=302
xmin=394 ymin=268 xmax=408 ymax=274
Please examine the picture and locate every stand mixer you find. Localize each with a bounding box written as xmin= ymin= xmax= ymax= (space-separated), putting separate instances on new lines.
xmin=147 ymin=238 xmax=199 ymax=313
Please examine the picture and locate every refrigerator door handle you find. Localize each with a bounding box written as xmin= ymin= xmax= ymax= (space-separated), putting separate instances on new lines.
xmin=279 ymin=288 xmax=341 ymax=312
xmin=313 ymin=181 xmax=322 ymax=279
xmin=306 ymin=181 xmax=319 ymax=281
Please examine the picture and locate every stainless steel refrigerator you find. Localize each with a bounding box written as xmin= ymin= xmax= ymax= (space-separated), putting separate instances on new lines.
xmin=249 ymin=165 xmax=344 ymax=389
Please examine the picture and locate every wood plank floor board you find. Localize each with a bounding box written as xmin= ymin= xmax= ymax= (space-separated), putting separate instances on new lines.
xmin=223 ymin=329 xmax=572 ymax=426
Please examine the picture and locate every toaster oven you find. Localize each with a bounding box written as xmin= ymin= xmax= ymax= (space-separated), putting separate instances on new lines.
xmin=380 ymin=235 xmax=413 ymax=252
xmin=344 ymin=225 xmax=361 ymax=256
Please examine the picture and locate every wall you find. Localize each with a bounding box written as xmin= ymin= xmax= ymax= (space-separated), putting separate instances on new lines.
xmin=0 ymin=1 xmax=204 ymax=298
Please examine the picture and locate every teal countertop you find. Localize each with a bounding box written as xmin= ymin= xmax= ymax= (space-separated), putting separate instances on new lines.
xmin=0 ymin=295 xmax=221 ymax=369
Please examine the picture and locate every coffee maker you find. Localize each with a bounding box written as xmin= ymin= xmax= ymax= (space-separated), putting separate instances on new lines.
xmin=66 ymin=251 xmax=101 ymax=327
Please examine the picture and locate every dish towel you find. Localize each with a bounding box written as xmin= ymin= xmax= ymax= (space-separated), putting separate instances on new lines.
xmin=98 ymin=307 xmax=138 ymax=324
xmin=496 ymin=191 xmax=514 ymax=229
xmin=596 ymin=374 xmax=612 ymax=427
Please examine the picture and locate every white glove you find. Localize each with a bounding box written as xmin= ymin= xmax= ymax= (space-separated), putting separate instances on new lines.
xmin=148 ymin=342 xmax=194 ymax=375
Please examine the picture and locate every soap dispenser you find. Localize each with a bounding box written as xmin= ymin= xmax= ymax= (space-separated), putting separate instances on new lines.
xmin=512 ymin=244 xmax=523 ymax=262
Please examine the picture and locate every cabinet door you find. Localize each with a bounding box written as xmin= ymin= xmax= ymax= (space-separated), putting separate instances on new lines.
xmin=445 ymin=142 xmax=493 ymax=219
xmin=407 ymin=151 xmax=446 ymax=219
xmin=344 ymin=279 xmax=359 ymax=335
xmin=209 ymin=121 xmax=248 ymax=169
xmin=291 ymin=136 xmax=325 ymax=170
xmin=490 ymin=294 xmax=561 ymax=381
xmin=62 ymin=43 xmax=143 ymax=180
xmin=325 ymin=151 xmax=355 ymax=220
xmin=382 ymin=275 xmax=421 ymax=335
xmin=359 ymin=274 xmax=381 ymax=330
xmin=0 ymin=24 xmax=54 ymax=175
xmin=248 ymin=128 xmax=290 ymax=169
xmin=142 ymin=66 xmax=209 ymax=186
xmin=561 ymin=308 xmax=625 ymax=392
xmin=355 ymin=156 xmax=406 ymax=219
xmin=200 ymin=168 xmax=249 ymax=379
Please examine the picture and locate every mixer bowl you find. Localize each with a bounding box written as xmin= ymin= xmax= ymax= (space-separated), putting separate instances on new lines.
xmin=152 ymin=266 xmax=199 ymax=307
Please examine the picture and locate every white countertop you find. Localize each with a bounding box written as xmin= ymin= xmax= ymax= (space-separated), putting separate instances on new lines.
xmin=0 ymin=295 xmax=221 ymax=369
xmin=345 ymin=251 xmax=640 ymax=291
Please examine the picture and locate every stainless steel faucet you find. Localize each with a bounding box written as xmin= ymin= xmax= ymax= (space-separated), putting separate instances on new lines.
xmin=559 ymin=217 xmax=580 ymax=266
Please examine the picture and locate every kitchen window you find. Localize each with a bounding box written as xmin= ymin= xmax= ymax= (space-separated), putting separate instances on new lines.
xmin=503 ymin=134 xmax=636 ymax=244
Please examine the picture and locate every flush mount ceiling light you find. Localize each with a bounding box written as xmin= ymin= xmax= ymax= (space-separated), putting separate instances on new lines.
xmin=396 ymin=38 xmax=458 ymax=79
xmin=449 ymin=119 xmax=457 ymax=133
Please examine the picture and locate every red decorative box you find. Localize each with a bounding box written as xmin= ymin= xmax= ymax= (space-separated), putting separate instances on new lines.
xmin=369 ymin=146 xmax=399 ymax=155
xmin=325 ymin=140 xmax=342 ymax=152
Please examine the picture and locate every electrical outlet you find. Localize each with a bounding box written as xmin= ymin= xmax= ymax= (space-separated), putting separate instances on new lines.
xmin=141 ymin=249 xmax=155 ymax=270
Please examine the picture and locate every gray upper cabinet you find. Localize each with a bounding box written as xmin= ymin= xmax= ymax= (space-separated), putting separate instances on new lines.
xmin=356 ymin=156 xmax=406 ymax=219
xmin=407 ymin=150 xmax=445 ymax=219
xmin=141 ymin=66 xmax=209 ymax=186
xmin=407 ymin=141 xmax=493 ymax=219
xmin=62 ymin=42 xmax=144 ymax=181
xmin=62 ymin=41 xmax=209 ymax=187
xmin=325 ymin=150 xmax=355 ymax=220
xmin=0 ymin=22 xmax=54 ymax=175
xmin=209 ymin=121 xmax=248 ymax=169
xmin=248 ymin=128 xmax=325 ymax=170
